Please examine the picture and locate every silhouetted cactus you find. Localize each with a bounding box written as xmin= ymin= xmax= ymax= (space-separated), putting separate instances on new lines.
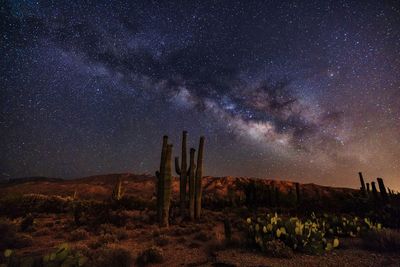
xmin=358 ymin=172 xmax=366 ymax=196
xmin=366 ymin=183 xmax=370 ymax=193
xmin=377 ymin=178 xmax=388 ymax=202
xmin=188 ymin=148 xmax=196 ymax=220
xmin=156 ymin=136 xmax=173 ymax=227
xmin=195 ymin=136 xmax=205 ymax=219
xmin=175 ymin=131 xmax=188 ymax=215
xmin=371 ymin=181 xmax=378 ymax=200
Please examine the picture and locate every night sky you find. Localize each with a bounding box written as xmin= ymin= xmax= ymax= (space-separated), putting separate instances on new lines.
xmin=1 ymin=0 xmax=399 ymax=189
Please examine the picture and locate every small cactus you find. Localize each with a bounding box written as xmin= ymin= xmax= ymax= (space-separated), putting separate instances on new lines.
xmin=111 ymin=177 xmax=125 ymax=201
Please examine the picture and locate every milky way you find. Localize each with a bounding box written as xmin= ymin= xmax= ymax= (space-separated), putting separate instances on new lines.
xmin=1 ymin=0 xmax=400 ymax=189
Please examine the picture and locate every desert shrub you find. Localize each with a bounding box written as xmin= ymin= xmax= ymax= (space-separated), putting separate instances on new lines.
xmin=98 ymin=233 xmax=117 ymax=244
xmin=154 ymin=235 xmax=169 ymax=246
xmin=115 ymin=228 xmax=129 ymax=241
xmin=99 ymin=223 xmax=117 ymax=235
xmin=93 ymin=246 xmax=132 ymax=267
xmin=88 ymin=240 xmax=104 ymax=250
xmin=33 ymin=228 xmax=51 ymax=237
xmin=44 ymin=221 xmax=54 ymax=228
xmin=194 ymin=231 xmax=211 ymax=242
xmin=136 ymin=246 xmax=164 ymax=266
xmin=20 ymin=213 xmax=34 ymax=231
xmin=362 ymin=229 xmax=400 ymax=252
xmin=0 ymin=218 xmax=33 ymax=250
xmin=68 ymin=228 xmax=90 ymax=241
xmin=0 ymin=194 xmax=71 ymax=217
xmin=116 ymin=196 xmax=155 ymax=211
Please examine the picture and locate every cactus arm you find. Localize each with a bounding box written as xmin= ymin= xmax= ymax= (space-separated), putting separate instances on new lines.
xmin=175 ymin=157 xmax=181 ymax=175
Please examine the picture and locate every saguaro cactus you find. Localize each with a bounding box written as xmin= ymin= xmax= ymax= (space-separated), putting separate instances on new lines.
xmin=366 ymin=183 xmax=370 ymax=193
xmin=188 ymin=148 xmax=196 ymax=220
xmin=377 ymin=178 xmax=388 ymax=202
xmin=195 ymin=136 xmax=205 ymax=219
xmin=156 ymin=136 xmax=173 ymax=227
xmin=358 ymin=172 xmax=366 ymax=196
xmin=175 ymin=131 xmax=188 ymax=215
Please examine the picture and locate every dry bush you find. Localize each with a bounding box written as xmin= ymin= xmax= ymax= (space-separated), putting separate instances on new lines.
xmin=194 ymin=231 xmax=211 ymax=242
xmin=68 ymin=228 xmax=90 ymax=241
xmin=92 ymin=245 xmax=132 ymax=267
xmin=32 ymin=228 xmax=51 ymax=237
xmin=136 ymin=246 xmax=164 ymax=266
xmin=0 ymin=218 xmax=33 ymax=250
xmin=154 ymin=235 xmax=170 ymax=246
xmin=263 ymin=240 xmax=294 ymax=258
xmin=44 ymin=221 xmax=54 ymax=228
xmin=20 ymin=214 xmax=34 ymax=231
xmin=98 ymin=233 xmax=117 ymax=244
xmin=115 ymin=228 xmax=129 ymax=241
xmin=362 ymin=229 xmax=400 ymax=252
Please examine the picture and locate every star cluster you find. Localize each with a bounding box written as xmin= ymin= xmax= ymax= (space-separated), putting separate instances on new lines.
xmin=1 ymin=0 xmax=399 ymax=189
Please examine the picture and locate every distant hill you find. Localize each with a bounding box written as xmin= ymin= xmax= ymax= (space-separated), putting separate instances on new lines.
xmin=0 ymin=173 xmax=357 ymax=204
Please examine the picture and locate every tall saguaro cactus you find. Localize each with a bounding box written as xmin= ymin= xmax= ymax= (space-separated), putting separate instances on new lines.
xmin=156 ymin=136 xmax=173 ymax=227
xmin=358 ymin=172 xmax=366 ymax=196
xmin=188 ymin=148 xmax=196 ymax=220
xmin=195 ymin=136 xmax=205 ymax=219
xmin=175 ymin=131 xmax=188 ymax=215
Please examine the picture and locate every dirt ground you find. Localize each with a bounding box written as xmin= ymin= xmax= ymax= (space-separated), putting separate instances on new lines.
xmin=8 ymin=209 xmax=400 ymax=267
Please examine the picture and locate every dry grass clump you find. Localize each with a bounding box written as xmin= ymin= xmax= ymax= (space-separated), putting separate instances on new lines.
xmin=362 ymin=229 xmax=400 ymax=252
xmin=68 ymin=228 xmax=90 ymax=241
xmin=136 ymin=246 xmax=164 ymax=266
